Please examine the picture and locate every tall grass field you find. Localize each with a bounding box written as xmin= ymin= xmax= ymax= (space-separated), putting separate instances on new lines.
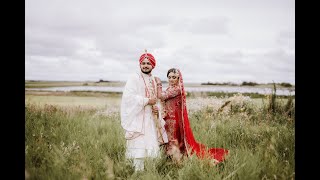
xmin=25 ymin=91 xmax=295 ymax=179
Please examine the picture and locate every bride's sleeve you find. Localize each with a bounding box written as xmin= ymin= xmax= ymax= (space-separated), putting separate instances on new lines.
xmin=160 ymin=86 xmax=181 ymax=101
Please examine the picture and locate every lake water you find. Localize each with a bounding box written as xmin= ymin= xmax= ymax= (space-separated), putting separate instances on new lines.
xmin=26 ymin=85 xmax=295 ymax=96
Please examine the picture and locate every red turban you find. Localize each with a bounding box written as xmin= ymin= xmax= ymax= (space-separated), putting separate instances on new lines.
xmin=139 ymin=53 xmax=156 ymax=68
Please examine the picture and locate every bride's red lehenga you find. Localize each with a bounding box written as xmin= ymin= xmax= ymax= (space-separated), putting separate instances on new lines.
xmin=160 ymin=69 xmax=229 ymax=163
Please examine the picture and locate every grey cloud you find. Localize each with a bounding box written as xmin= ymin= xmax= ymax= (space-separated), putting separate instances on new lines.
xmin=258 ymin=50 xmax=295 ymax=72
xmin=276 ymin=31 xmax=295 ymax=49
xmin=164 ymin=48 xmax=294 ymax=84
xmin=26 ymin=4 xmax=170 ymax=67
xmin=170 ymin=16 xmax=230 ymax=35
xmin=236 ymin=49 xmax=295 ymax=83
xmin=26 ymin=28 xmax=81 ymax=58
xmin=208 ymin=51 xmax=245 ymax=65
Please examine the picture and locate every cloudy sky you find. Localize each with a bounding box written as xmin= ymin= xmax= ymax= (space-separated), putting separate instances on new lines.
xmin=26 ymin=0 xmax=295 ymax=84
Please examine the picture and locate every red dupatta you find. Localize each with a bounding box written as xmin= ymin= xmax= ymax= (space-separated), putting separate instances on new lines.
xmin=177 ymin=69 xmax=229 ymax=163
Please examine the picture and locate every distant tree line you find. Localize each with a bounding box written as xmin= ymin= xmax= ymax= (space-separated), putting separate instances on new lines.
xmin=96 ymin=79 xmax=111 ymax=83
xmin=279 ymin=82 xmax=293 ymax=87
xmin=241 ymin=81 xmax=259 ymax=86
xmin=201 ymin=82 xmax=238 ymax=86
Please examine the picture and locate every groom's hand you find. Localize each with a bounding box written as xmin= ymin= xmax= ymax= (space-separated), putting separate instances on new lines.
xmin=152 ymin=106 xmax=159 ymax=115
xmin=148 ymin=97 xmax=157 ymax=105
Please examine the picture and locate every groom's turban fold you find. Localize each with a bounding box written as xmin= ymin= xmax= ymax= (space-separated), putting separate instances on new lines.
xmin=139 ymin=53 xmax=156 ymax=68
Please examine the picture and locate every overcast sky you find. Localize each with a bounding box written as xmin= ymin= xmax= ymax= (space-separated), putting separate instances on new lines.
xmin=26 ymin=0 xmax=295 ymax=84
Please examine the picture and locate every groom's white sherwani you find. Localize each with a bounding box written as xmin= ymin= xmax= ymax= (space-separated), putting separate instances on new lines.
xmin=121 ymin=72 xmax=160 ymax=160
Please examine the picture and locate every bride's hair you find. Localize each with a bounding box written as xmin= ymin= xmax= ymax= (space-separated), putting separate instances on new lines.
xmin=167 ymin=68 xmax=179 ymax=77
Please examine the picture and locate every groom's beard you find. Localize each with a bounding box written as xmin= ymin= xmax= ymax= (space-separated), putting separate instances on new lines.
xmin=141 ymin=68 xmax=152 ymax=74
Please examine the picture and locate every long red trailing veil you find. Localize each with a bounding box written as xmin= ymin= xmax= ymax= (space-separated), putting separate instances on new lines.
xmin=177 ymin=69 xmax=229 ymax=162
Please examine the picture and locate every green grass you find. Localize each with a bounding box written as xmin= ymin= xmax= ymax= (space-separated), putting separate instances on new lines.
xmin=25 ymin=93 xmax=295 ymax=179
xmin=25 ymin=95 xmax=121 ymax=110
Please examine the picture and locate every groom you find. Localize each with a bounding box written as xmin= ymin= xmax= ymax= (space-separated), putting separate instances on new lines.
xmin=120 ymin=50 xmax=168 ymax=171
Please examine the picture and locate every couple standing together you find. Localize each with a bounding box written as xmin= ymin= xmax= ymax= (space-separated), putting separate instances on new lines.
xmin=120 ymin=51 xmax=229 ymax=171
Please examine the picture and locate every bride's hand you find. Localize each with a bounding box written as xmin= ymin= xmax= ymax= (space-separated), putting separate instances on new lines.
xmin=155 ymin=77 xmax=161 ymax=84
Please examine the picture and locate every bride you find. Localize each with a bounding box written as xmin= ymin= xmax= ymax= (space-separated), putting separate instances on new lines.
xmin=155 ymin=68 xmax=229 ymax=163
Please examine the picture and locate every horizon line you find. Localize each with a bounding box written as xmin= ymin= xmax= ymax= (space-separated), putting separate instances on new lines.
xmin=25 ymin=79 xmax=295 ymax=85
